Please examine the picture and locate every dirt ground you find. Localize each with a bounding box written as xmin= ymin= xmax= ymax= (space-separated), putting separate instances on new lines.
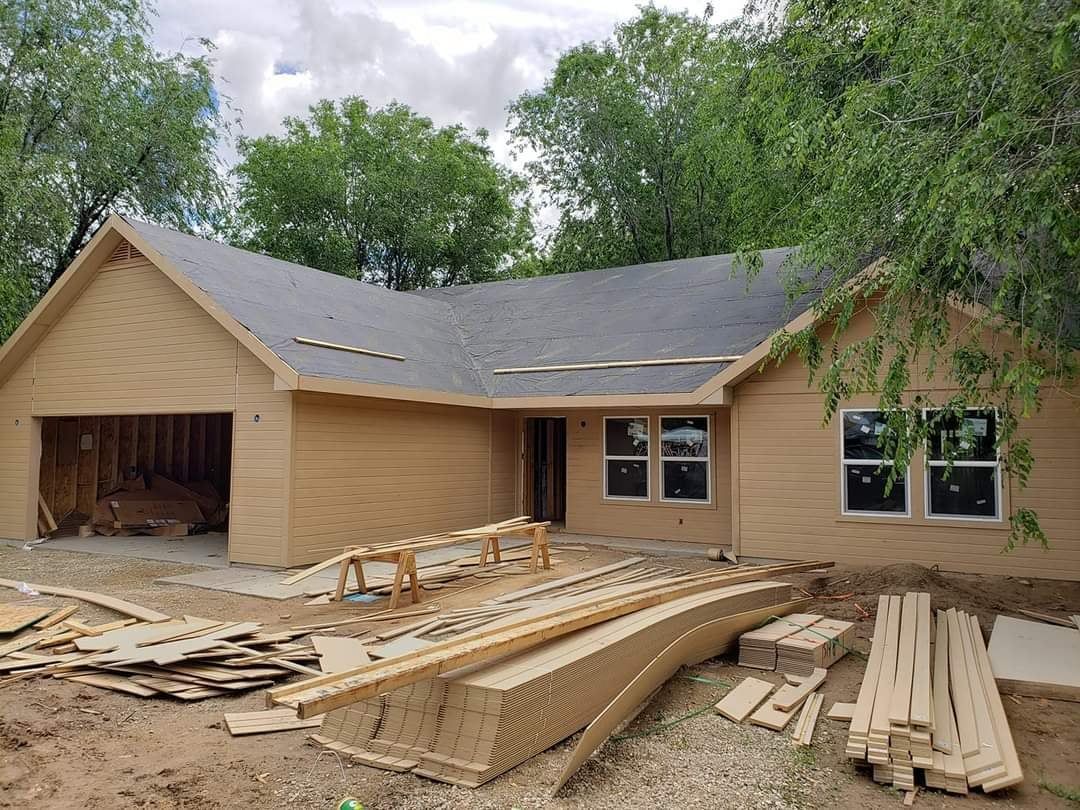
xmin=0 ymin=541 xmax=1078 ymax=810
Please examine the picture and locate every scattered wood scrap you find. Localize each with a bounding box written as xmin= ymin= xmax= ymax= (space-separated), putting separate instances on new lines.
xmin=792 ymin=692 xmax=824 ymax=746
xmin=0 ymin=579 xmax=169 ymax=623
xmin=1015 ymin=608 xmax=1076 ymax=628
xmin=714 ymin=677 xmax=774 ymax=723
xmin=0 ymin=613 xmax=308 ymax=700
xmin=225 ymin=709 xmax=323 ymax=736
xmin=827 ymin=701 xmax=856 ymax=722
xmin=0 ymin=604 xmax=56 ymax=635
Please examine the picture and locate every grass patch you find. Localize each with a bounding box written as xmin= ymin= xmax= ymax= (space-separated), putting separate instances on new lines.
xmin=1040 ymin=777 xmax=1080 ymax=804
xmin=792 ymin=745 xmax=817 ymax=769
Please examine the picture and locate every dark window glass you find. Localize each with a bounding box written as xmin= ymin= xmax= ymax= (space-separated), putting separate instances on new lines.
xmin=844 ymin=465 xmax=906 ymax=513
xmin=928 ymin=466 xmax=997 ymax=517
xmin=663 ymin=460 xmax=708 ymax=501
xmin=661 ymin=417 xmax=709 ymax=458
xmin=842 ymin=411 xmax=891 ymax=460
xmin=605 ymin=418 xmax=649 ymax=457
xmin=928 ymin=410 xmax=996 ymax=461
xmin=606 ymin=459 xmax=648 ymax=498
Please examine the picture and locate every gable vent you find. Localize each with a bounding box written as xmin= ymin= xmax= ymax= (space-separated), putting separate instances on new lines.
xmin=106 ymin=239 xmax=143 ymax=264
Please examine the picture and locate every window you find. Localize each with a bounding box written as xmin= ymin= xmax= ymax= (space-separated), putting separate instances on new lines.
xmin=660 ymin=416 xmax=710 ymax=502
xmin=604 ymin=417 xmax=649 ymax=500
xmin=925 ymin=408 xmax=1000 ymax=520
xmin=840 ymin=410 xmax=909 ymax=516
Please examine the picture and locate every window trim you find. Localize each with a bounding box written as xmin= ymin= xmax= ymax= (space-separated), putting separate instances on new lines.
xmin=659 ymin=414 xmax=712 ymax=504
xmin=602 ymin=415 xmax=651 ymax=502
xmin=839 ymin=408 xmax=911 ymax=518
xmin=922 ymin=407 xmax=1002 ymax=522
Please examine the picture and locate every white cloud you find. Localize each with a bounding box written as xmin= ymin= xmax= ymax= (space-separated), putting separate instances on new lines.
xmin=151 ymin=0 xmax=742 ymax=232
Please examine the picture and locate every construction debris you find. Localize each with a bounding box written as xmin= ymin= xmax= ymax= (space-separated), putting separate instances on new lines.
xmin=845 ymin=593 xmax=1022 ymax=794
xmin=714 ymin=676 xmax=774 ymax=722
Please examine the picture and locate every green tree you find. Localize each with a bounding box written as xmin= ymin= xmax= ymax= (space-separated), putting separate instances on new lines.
xmin=509 ymin=6 xmax=761 ymax=274
xmin=0 ymin=0 xmax=227 ymax=339
xmin=232 ymin=98 xmax=532 ymax=290
xmin=740 ymin=0 xmax=1079 ymax=548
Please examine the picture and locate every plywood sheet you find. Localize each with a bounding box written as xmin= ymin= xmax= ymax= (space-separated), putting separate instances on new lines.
xmin=987 ymin=615 xmax=1080 ymax=702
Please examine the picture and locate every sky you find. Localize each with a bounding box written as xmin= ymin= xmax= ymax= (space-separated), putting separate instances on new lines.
xmin=151 ymin=0 xmax=743 ymax=177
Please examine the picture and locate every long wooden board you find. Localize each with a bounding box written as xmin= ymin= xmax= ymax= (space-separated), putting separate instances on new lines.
xmin=551 ymin=599 xmax=807 ymax=795
xmin=487 ymin=557 xmax=645 ymax=603
xmin=270 ymin=562 xmax=831 ymax=717
xmin=224 ymin=709 xmax=324 ymax=736
xmin=967 ymin=615 xmax=1023 ymax=791
xmin=0 ymin=578 xmax=169 ymax=623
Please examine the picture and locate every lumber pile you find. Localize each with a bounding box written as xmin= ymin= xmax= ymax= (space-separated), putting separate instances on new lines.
xmin=844 ymin=593 xmax=1022 ymax=795
xmin=312 ymin=581 xmax=801 ymax=786
xmin=737 ymin=614 xmax=854 ymax=675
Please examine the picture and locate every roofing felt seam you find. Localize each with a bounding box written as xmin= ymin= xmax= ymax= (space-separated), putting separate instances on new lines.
xmin=492 ymin=355 xmax=744 ymax=374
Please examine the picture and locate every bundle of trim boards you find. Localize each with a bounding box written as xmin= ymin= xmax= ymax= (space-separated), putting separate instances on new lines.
xmin=268 ymin=561 xmax=828 ymax=787
xmin=845 ymin=593 xmax=1022 ymax=793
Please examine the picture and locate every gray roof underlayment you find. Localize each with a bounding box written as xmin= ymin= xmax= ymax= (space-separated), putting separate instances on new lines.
xmin=124 ymin=218 xmax=822 ymax=399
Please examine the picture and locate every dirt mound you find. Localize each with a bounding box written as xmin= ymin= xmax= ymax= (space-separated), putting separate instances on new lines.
xmin=810 ymin=563 xmax=1006 ymax=615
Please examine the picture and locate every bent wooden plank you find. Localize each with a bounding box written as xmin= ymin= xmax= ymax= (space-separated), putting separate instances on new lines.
xmin=270 ymin=562 xmax=830 ymax=717
xmin=0 ymin=578 xmax=169 ymax=623
xmin=551 ymin=599 xmax=808 ymax=795
xmin=967 ymin=614 xmax=1023 ymax=791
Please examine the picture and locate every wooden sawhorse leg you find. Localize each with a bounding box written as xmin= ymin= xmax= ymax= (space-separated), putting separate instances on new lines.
xmin=389 ymin=550 xmax=422 ymax=610
xmin=478 ymin=534 xmax=502 ymax=568
xmin=333 ymin=546 xmax=367 ymax=601
xmin=528 ymin=526 xmax=551 ymax=573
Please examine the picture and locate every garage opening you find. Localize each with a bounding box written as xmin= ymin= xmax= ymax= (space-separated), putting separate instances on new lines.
xmin=36 ymin=414 xmax=233 ymax=560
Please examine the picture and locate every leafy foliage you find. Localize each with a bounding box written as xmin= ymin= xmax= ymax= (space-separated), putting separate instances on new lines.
xmin=750 ymin=0 xmax=1078 ymax=548
xmin=232 ymin=98 xmax=532 ymax=289
xmin=0 ymin=0 xmax=227 ymax=339
xmin=508 ymin=6 xmax=804 ymax=275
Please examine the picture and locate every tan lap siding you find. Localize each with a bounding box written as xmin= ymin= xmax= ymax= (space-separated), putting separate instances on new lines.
xmin=0 ymin=363 xmax=35 ymax=538
xmin=31 ymin=260 xmax=237 ymax=415
xmin=229 ymin=350 xmax=292 ymax=566
xmin=557 ymin=408 xmax=731 ymax=545
xmin=735 ymin=387 xmax=1080 ymax=581
xmin=290 ymin=393 xmax=494 ymax=565
xmin=0 ymin=256 xmax=290 ymax=563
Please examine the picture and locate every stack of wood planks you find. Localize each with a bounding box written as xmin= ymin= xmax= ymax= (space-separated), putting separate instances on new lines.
xmin=738 ymin=613 xmax=824 ymax=669
xmin=268 ymin=559 xmax=832 ymax=787
xmin=312 ymin=582 xmax=801 ymax=785
xmin=737 ymin=614 xmax=854 ymax=676
xmin=776 ymin=618 xmax=856 ymax=677
xmin=843 ymin=593 xmax=1022 ymax=795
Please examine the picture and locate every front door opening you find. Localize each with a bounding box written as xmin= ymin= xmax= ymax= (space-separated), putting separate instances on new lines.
xmin=523 ymin=417 xmax=566 ymax=523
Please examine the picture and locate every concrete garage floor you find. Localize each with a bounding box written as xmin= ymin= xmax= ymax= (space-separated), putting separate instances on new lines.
xmin=5 ymin=531 xmax=533 ymax=600
xmin=5 ymin=530 xmax=736 ymax=601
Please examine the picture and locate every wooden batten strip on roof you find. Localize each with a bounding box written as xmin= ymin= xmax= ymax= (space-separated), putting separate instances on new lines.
xmin=492 ymin=354 xmax=743 ymax=375
xmin=293 ymin=336 xmax=406 ymax=362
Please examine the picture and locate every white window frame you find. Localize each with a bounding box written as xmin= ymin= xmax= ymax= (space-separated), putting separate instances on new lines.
xmin=659 ymin=415 xmax=711 ymax=504
xmin=603 ymin=416 xmax=650 ymax=502
xmin=839 ymin=408 xmax=911 ymax=518
xmin=923 ymin=407 xmax=1002 ymax=522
